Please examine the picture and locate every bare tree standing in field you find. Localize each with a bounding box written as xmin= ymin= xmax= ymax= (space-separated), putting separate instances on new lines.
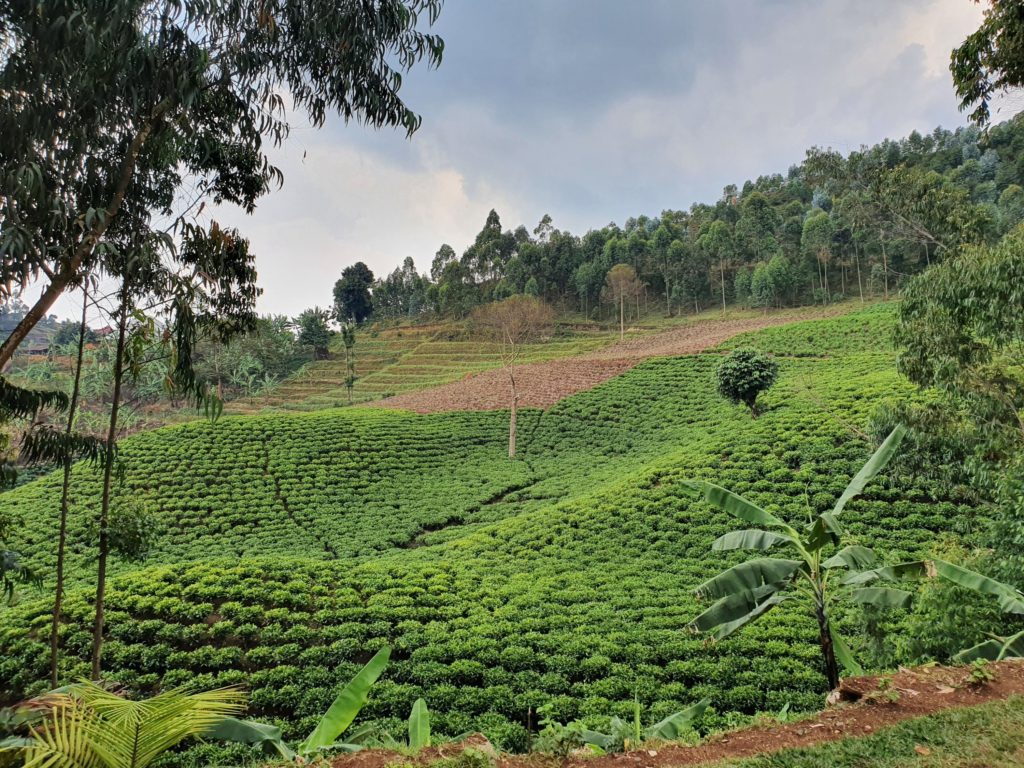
xmin=604 ymin=264 xmax=642 ymax=341
xmin=472 ymin=295 xmax=555 ymax=458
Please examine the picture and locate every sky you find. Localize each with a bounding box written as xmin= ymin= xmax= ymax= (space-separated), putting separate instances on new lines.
xmin=35 ymin=0 xmax=1016 ymax=321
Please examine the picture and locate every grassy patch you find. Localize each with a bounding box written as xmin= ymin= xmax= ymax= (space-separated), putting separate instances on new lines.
xmin=705 ymin=696 xmax=1024 ymax=767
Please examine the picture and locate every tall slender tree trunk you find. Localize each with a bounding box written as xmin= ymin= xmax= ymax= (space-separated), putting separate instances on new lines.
xmin=855 ymin=247 xmax=864 ymax=303
xmin=880 ymin=231 xmax=889 ymax=300
xmin=91 ymin=297 xmax=129 ymax=681
xmin=50 ymin=287 xmax=89 ymax=687
xmin=507 ymin=366 xmax=517 ymax=459
xmin=720 ymin=258 xmax=727 ymax=312
xmin=618 ymin=295 xmax=624 ymax=341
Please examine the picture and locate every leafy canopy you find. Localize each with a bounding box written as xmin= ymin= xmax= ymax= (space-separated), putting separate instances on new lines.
xmin=715 ymin=349 xmax=779 ymax=415
xmin=0 ymin=0 xmax=444 ymax=366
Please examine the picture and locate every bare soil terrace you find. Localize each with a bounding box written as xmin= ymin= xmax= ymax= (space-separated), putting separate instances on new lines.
xmin=373 ymin=305 xmax=859 ymax=414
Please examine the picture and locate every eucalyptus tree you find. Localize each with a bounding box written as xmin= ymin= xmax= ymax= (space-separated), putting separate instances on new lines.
xmin=86 ymin=221 xmax=260 ymax=680
xmin=951 ymin=0 xmax=1024 ymax=126
xmin=685 ymin=427 xmax=926 ymax=689
xmin=0 ymin=0 xmax=444 ymax=368
xmin=697 ymin=220 xmax=734 ymax=312
xmin=604 ymin=264 xmax=642 ymax=341
xmin=49 ymin=283 xmax=95 ymax=686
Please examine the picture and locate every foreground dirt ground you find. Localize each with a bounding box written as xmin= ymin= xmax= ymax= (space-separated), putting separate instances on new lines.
xmin=372 ymin=305 xmax=858 ymax=414
xmin=328 ymin=661 xmax=1024 ymax=768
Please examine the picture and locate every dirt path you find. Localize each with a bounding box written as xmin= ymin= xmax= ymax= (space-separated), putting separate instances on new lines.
xmin=372 ymin=305 xmax=857 ymax=414
xmin=328 ymin=661 xmax=1024 ymax=768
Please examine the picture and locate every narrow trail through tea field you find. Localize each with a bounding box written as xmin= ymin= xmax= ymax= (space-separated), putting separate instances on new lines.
xmin=373 ymin=304 xmax=859 ymax=414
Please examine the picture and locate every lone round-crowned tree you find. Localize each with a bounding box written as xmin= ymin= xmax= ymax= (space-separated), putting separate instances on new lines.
xmin=333 ymin=263 xmax=376 ymax=324
xmin=472 ymin=295 xmax=555 ymax=458
xmin=716 ymin=349 xmax=778 ymax=417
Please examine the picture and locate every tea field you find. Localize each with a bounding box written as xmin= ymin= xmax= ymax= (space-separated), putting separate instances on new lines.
xmin=0 ymin=303 xmax=983 ymax=756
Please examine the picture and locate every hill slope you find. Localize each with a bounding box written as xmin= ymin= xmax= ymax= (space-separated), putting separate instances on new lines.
xmin=0 ymin=304 xmax=981 ymax=755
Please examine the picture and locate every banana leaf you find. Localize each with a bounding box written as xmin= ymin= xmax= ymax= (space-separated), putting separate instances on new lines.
xmin=954 ymin=629 xmax=1024 ymax=663
xmin=205 ymin=717 xmax=295 ymax=760
xmin=832 ymin=425 xmax=906 ymax=517
xmin=932 ymin=559 xmax=1024 ymax=615
xmin=689 ymin=582 xmax=785 ymax=632
xmin=712 ymin=529 xmax=793 ymax=551
xmin=829 ymin=624 xmax=863 ymax=676
xmin=841 ymin=560 xmax=928 ymax=586
xmin=645 ymin=699 xmax=709 ymax=741
xmin=805 ymin=511 xmax=843 ymax=550
xmin=699 ymin=592 xmax=791 ymax=640
xmin=299 ymin=646 xmax=391 ymax=754
xmin=823 ymin=545 xmax=877 ymax=571
xmin=408 ymin=698 xmax=430 ymax=750
xmin=687 ymin=481 xmax=797 ymax=535
xmin=695 ymin=558 xmax=802 ymax=601
xmin=848 ymin=587 xmax=914 ymax=609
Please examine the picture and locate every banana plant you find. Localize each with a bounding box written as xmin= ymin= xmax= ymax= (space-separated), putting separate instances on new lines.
xmin=0 ymin=682 xmax=245 ymax=768
xmin=348 ymin=696 xmax=433 ymax=752
xmin=685 ymin=426 xmax=928 ymax=689
xmin=930 ymin=559 xmax=1024 ymax=662
xmin=581 ymin=697 xmax=709 ymax=754
xmin=209 ymin=646 xmax=391 ymax=760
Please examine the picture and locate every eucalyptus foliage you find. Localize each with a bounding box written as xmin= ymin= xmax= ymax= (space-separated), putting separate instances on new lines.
xmin=0 ymin=0 xmax=444 ymax=366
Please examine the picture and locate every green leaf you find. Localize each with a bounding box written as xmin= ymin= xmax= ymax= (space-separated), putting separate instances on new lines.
xmin=953 ymin=634 xmax=1024 ymax=663
xmin=848 ymin=587 xmax=914 ymax=609
xmin=692 ymin=592 xmax=791 ymax=640
xmin=687 ymin=481 xmax=794 ymax=533
xmin=205 ymin=717 xmax=295 ymax=760
xmin=829 ymin=625 xmax=863 ymax=676
xmin=712 ymin=529 xmax=794 ymax=551
xmin=695 ymin=558 xmax=802 ymax=601
xmin=645 ymin=699 xmax=709 ymax=741
xmin=408 ymin=698 xmax=430 ymax=750
xmin=689 ymin=583 xmax=784 ymax=632
xmin=823 ymin=545 xmax=878 ymax=570
xmin=832 ymin=425 xmax=906 ymax=516
xmin=299 ymin=646 xmax=391 ymax=754
xmin=805 ymin=512 xmax=842 ymax=550
xmin=842 ymin=561 xmax=928 ymax=586
xmin=996 ymin=629 xmax=1024 ymax=660
xmin=932 ymin=559 xmax=1024 ymax=615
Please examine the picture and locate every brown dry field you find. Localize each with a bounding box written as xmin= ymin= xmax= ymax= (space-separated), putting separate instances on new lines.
xmin=372 ymin=305 xmax=859 ymax=414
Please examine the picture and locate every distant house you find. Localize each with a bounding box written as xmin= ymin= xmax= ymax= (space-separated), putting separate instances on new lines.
xmin=95 ymin=326 xmax=114 ymax=338
xmin=24 ymin=343 xmax=49 ymax=356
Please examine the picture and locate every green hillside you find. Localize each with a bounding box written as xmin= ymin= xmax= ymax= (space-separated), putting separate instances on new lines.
xmin=0 ymin=304 xmax=982 ymax=755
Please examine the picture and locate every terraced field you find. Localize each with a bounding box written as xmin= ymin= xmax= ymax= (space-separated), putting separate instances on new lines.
xmin=229 ymin=325 xmax=617 ymax=413
xmin=1 ymin=303 xmax=983 ymax=763
xmin=235 ymin=303 xmax=865 ymax=415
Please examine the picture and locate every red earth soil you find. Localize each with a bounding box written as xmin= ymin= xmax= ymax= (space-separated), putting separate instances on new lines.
xmin=372 ymin=306 xmax=857 ymax=414
xmin=329 ymin=660 xmax=1024 ymax=768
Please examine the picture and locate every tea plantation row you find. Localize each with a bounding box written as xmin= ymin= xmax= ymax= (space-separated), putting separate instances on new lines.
xmin=0 ymin=305 xmax=981 ymax=755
